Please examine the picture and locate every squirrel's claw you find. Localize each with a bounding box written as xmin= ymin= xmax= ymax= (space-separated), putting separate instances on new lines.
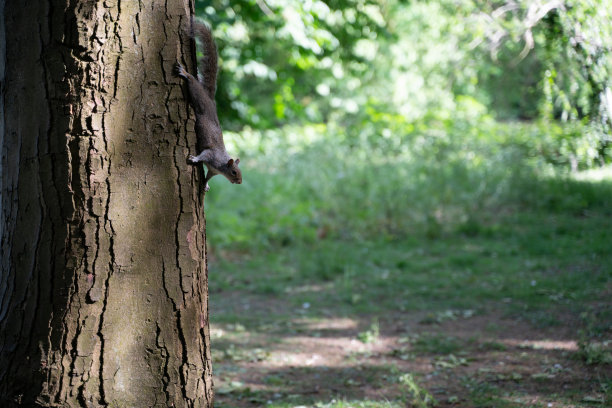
xmin=174 ymin=62 xmax=188 ymax=78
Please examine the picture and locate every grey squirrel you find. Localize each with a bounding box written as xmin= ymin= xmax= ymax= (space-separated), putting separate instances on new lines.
xmin=175 ymin=20 xmax=242 ymax=192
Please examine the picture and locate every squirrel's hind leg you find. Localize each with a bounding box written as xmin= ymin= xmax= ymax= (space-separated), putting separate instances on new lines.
xmin=203 ymin=171 xmax=213 ymax=192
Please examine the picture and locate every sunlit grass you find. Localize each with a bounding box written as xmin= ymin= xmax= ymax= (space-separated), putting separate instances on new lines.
xmin=209 ymin=120 xmax=612 ymax=248
xmin=573 ymin=164 xmax=612 ymax=182
xmin=208 ymin=121 xmax=611 ymax=325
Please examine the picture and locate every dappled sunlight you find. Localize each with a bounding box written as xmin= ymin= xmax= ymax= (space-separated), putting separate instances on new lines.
xmin=285 ymin=283 xmax=335 ymax=294
xmin=574 ymin=165 xmax=612 ymax=182
xmin=503 ymin=339 xmax=579 ymax=351
xmin=499 ymin=394 xmax=604 ymax=408
xmin=265 ymin=336 xmax=390 ymax=368
xmin=292 ymin=317 xmax=359 ymax=331
xmin=211 ymin=305 xmax=610 ymax=407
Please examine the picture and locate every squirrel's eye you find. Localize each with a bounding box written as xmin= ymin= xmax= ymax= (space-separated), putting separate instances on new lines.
xmin=232 ymin=170 xmax=237 ymax=176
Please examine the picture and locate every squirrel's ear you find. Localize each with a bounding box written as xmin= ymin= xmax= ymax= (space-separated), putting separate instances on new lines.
xmin=227 ymin=159 xmax=234 ymax=166
xmin=235 ymin=158 xmax=240 ymax=165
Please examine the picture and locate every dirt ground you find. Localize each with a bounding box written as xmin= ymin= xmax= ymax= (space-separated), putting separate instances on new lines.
xmin=210 ymin=293 xmax=611 ymax=407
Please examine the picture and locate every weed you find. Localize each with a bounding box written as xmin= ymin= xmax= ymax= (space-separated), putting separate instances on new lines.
xmin=578 ymin=340 xmax=612 ymax=365
xmin=433 ymin=354 xmax=469 ymax=369
xmin=398 ymin=373 xmax=436 ymax=408
xmin=357 ymin=321 xmax=380 ymax=344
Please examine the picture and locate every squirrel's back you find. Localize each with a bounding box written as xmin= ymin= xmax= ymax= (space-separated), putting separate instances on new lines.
xmin=192 ymin=20 xmax=218 ymax=97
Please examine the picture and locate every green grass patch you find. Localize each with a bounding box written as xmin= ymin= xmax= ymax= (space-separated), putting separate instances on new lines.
xmin=210 ymin=203 xmax=611 ymax=326
xmin=411 ymin=334 xmax=464 ymax=355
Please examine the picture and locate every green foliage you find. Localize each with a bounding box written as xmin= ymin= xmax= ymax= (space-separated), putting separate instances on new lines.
xmin=466 ymin=0 xmax=612 ymax=161
xmin=196 ymin=0 xmax=386 ymax=129
xmin=196 ymin=0 xmax=611 ymax=165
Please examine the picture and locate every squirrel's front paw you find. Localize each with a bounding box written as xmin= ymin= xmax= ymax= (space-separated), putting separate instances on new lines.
xmin=174 ymin=62 xmax=187 ymax=78
xmin=187 ymin=155 xmax=199 ymax=164
xmin=204 ymin=183 xmax=211 ymax=192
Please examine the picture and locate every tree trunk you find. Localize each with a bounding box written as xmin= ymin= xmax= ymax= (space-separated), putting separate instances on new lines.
xmin=0 ymin=1 xmax=213 ymax=406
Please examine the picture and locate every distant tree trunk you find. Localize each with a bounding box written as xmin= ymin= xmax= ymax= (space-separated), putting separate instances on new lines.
xmin=0 ymin=1 xmax=213 ymax=406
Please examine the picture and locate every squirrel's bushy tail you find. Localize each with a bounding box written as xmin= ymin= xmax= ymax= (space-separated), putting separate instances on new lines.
xmin=191 ymin=18 xmax=218 ymax=97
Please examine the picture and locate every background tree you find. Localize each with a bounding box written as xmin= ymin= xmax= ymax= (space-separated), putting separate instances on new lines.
xmin=196 ymin=0 xmax=611 ymax=169
xmin=0 ymin=1 xmax=213 ymax=406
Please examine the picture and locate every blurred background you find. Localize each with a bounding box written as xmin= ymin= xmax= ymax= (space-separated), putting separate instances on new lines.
xmin=195 ymin=0 xmax=612 ymax=406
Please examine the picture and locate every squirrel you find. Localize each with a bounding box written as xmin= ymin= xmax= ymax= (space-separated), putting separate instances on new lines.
xmin=175 ymin=20 xmax=242 ymax=192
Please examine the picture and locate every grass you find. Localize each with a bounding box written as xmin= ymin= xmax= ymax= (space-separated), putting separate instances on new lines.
xmin=204 ymin=123 xmax=612 ymax=407
xmin=209 ymin=206 xmax=611 ymax=321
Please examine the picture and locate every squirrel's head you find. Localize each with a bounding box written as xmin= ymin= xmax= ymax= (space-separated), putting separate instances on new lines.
xmin=224 ymin=158 xmax=242 ymax=184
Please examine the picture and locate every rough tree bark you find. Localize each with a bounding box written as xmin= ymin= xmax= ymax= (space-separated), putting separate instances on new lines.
xmin=0 ymin=1 xmax=213 ymax=406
